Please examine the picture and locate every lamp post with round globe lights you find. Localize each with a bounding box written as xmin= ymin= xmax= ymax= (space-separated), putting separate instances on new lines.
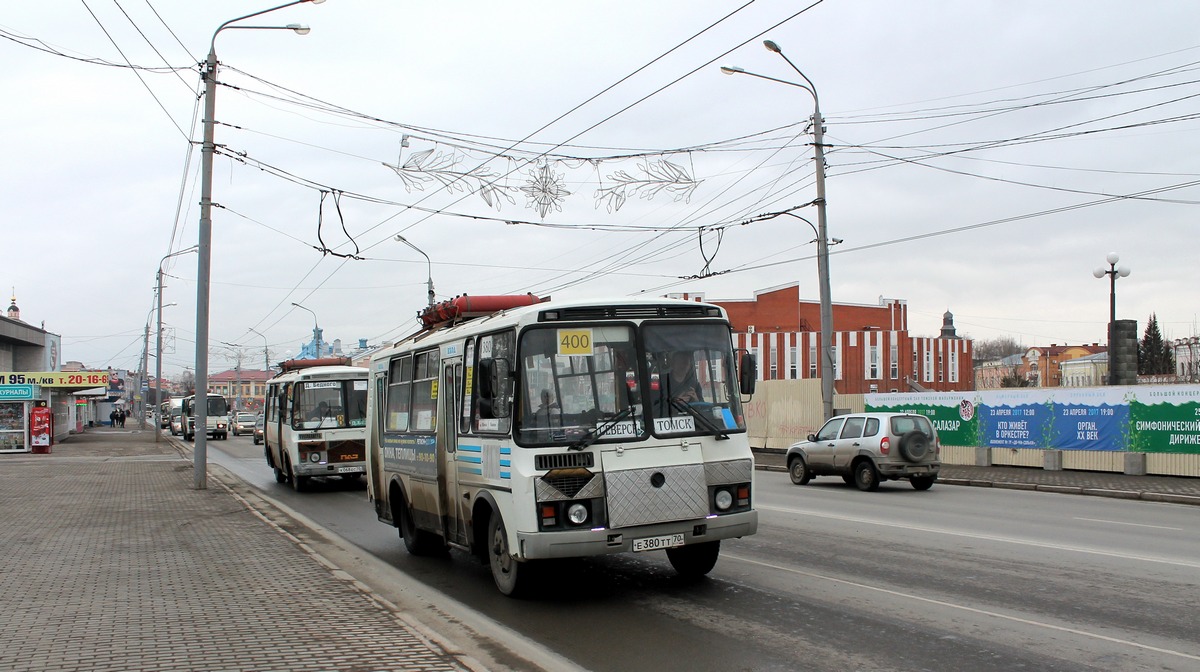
xmin=1093 ymin=252 xmax=1131 ymax=385
xmin=194 ymin=0 xmax=322 ymax=489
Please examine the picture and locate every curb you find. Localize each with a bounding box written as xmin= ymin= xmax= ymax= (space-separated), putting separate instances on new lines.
xmin=754 ymin=462 xmax=1200 ymax=506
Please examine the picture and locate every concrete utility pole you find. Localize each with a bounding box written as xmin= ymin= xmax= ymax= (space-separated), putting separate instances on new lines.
xmin=722 ymin=39 xmax=836 ymax=421
xmin=196 ymin=0 xmax=319 ymax=489
xmin=140 ymin=321 xmax=150 ymax=430
xmin=154 ymin=247 xmax=191 ymax=442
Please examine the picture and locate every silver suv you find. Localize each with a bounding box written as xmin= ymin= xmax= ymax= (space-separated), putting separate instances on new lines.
xmin=786 ymin=412 xmax=940 ymax=491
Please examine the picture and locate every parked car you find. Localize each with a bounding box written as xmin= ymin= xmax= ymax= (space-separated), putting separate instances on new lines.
xmin=786 ymin=412 xmax=940 ymax=491
xmin=232 ymin=412 xmax=257 ymax=436
xmin=253 ymin=414 xmax=264 ymax=445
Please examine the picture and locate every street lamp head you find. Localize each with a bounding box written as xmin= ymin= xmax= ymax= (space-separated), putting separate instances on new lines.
xmin=287 ymin=24 xmax=310 ymax=35
xmin=1118 ymin=266 xmax=1131 ymax=278
xmin=719 ymin=65 xmax=744 ymax=75
xmin=1106 ymin=252 xmax=1120 ymax=265
xmin=1093 ymin=267 xmax=1106 ymax=279
xmin=763 ymin=39 xmax=782 ymax=53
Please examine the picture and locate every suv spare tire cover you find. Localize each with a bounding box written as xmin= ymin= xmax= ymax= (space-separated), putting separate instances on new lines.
xmin=898 ymin=431 xmax=929 ymax=462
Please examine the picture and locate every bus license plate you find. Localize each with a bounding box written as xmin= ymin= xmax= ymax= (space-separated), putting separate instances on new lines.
xmin=337 ymin=466 xmax=363 ymax=474
xmin=633 ymin=533 xmax=685 ymax=552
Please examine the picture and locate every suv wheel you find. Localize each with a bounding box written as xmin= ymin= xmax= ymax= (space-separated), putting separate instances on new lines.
xmin=911 ymin=475 xmax=936 ymax=491
xmin=898 ymin=431 xmax=930 ymax=462
xmin=788 ymin=456 xmax=811 ymax=485
xmin=853 ymin=460 xmax=880 ymax=492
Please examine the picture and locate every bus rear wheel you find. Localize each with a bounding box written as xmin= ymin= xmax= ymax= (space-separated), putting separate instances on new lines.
xmin=397 ymin=495 xmax=444 ymax=556
xmin=488 ymin=512 xmax=533 ymax=597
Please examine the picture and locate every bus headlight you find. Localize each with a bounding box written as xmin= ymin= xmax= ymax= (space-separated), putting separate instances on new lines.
xmin=309 ymin=452 xmax=322 ymax=464
xmin=566 ymin=503 xmax=589 ymax=525
xmin=714 ymin=488 xmax=733 ymax=511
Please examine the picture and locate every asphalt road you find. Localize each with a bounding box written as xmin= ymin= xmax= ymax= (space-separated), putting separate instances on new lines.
xmin=207 ymin=432 xmax=1200 ymax=672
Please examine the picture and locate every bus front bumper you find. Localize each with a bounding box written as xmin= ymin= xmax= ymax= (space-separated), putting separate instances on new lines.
xmin=294 ymin=461 xmax=367 ymax=478
xmin=515 ymin=510 xmax=757 ymax=560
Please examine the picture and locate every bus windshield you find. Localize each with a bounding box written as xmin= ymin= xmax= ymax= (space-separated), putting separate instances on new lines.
xmin=517 ymin=325 xmax=643 ymax=446
xmin=515 ymin=321 xmax=746 ymax=446
xmin=206 ymin=396 xmax=229 ymax=417
xmin=642 ymin=322 xmax=746 ymax=438
xmin=293 ymin=379 xmax=368 ymax=430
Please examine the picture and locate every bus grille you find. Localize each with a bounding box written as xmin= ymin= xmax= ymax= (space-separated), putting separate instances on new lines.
xmin=605 ymin=463 xmax=709 ymax=529
xmin=537 ymin=471 xmax=604 ymax=501
xmin=535 ymin=452 xmax=594 ymax=471
xmin=327 ymin=440 xmax=365 ymax=463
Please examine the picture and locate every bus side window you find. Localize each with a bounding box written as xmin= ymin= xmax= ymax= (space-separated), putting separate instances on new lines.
xmin=386 ymin=355 xmax=412 ymax=432
xmin=460 ymin=339 xmax=475 ymax=435
xmin=473 ymin=330 xmax=514 ymax=434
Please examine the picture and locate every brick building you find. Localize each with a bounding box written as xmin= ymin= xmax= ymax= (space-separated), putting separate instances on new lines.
xmin=208 ymin=369 xmax=272 ymax=413
xmin=671 ymin=284 xmax=974 ymax=394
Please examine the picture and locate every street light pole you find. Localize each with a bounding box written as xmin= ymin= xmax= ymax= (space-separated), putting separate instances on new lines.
xmin=722 ymin=40 xmax=835 ymax=421
xmin=155 ymin=247 xmax=195 ymax=443
xmin=248 ymin=327 xmax=269 ymax=373
xmin=1093 ymin=252 xmax=1131 ymax=385
xmin=196 ymin=0 xmax=319 ymax=490
xmin=395 ymin=235 xmax=435 ymax=307
xmin=291 ymin=302 xmax=321 ymax=358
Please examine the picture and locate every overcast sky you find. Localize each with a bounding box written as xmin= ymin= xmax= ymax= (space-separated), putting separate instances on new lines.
xmin=3 ymin=1 xmax=1197 ymax=377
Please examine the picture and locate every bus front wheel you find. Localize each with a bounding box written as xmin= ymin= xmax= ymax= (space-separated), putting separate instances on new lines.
xmin=488 ymin=513 xmax=532 ymax=597
xmin=666 ymin=540 xmax=721 ymax=578
xmin=287 ymin=457 xmax=308 ymax=492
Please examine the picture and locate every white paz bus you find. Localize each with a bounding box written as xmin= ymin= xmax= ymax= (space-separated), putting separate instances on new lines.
xmin=366 ymin=295 xmax=758 ymax=596
xmin=182 ymin=393 xmax=230 ymax=441
xmin=263 ymin=357 xmax=369 ymax=492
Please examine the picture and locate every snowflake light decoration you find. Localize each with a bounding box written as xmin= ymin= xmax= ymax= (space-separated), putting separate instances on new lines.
xmin=520 ymin=163 xmax=571 ymax=219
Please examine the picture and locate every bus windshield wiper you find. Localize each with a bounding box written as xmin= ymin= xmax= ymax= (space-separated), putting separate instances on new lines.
xmin=669 ymin=399 xmax=729 ymax=440
xmin=568 ymin=405 xmax=637 ymax=451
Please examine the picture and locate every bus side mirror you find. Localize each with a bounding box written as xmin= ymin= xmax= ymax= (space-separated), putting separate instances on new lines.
xmin=479 ymin=357 xmax=512 ymax=418
xmin=739 ymin=351 xmax=757 ymax=395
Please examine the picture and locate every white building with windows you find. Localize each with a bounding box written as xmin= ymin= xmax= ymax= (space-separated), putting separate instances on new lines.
xmin=1059 ymin=352 xmax=1109 ymax=388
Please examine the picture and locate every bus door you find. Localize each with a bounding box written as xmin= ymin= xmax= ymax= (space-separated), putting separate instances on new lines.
xmin=369 ymin=372 xmax=388 ymax=507
xmin=438 ymin=357 xmax=468 ymax=546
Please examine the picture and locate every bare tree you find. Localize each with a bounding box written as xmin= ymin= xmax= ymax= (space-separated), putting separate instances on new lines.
xmin=972 ymin=336 xmax=1026 ymax=362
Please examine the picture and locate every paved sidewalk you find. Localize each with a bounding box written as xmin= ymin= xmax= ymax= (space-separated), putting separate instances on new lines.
xmin=752 ymin=448 xmax=1200 ymax=504
xmin=0 ymin=427 xmax=484 ymax=672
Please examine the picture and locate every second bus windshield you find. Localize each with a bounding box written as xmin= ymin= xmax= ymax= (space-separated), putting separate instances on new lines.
xmin=293 ymin=379 xmax=367 ymax=430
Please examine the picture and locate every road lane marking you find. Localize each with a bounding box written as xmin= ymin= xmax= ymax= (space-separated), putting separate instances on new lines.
xmin=726 ymin=553 xmax=1200 ymax=664
xmin=756 ymin=503 xmax=1200 ymax=569
xmin=1073 ymin=517 xmax=1182 ymax=531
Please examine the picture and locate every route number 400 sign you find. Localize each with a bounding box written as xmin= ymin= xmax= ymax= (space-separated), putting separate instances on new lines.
xmin=557 ymin=329 xmax=594 ymax=356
